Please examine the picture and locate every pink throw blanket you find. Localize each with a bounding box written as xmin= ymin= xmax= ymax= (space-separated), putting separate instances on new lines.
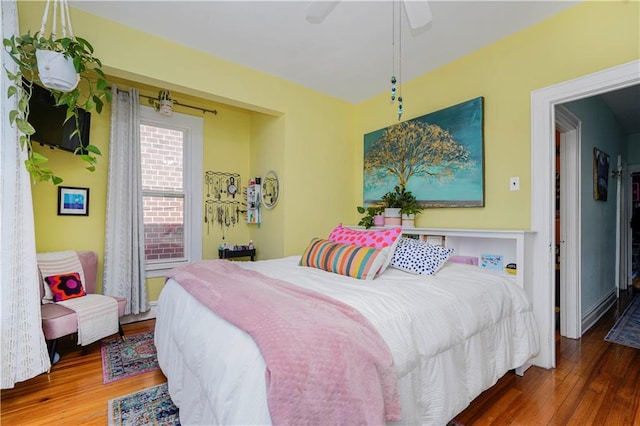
xmin=167 ymin=260 xmax=401 ymax=425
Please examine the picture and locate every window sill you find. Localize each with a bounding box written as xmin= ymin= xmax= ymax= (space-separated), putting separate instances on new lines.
xmin=146 ymin=260 xmax=189 ymax=278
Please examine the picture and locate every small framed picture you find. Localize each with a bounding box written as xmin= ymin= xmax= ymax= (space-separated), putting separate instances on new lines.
xmin=480 ymin=254 xmax=504 ymax=271
xmin=58 ymin=186 xmax=90 ymax=216
xmin=593 ymin=147 xmax=609 ymax=201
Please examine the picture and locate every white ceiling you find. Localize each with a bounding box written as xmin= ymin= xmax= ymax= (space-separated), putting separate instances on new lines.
xmin=70 ymin=0 xmax=580 ymax=104
xmin=69 ymin=0 xmax=639 ymax=134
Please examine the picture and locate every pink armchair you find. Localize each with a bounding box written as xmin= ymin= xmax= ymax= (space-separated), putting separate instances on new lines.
xmin=39 ymin=251 xmax=126 ymax=365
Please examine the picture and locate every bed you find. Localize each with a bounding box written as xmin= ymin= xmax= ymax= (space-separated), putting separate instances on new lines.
xmin=155 ymin=233 xmax=540 ymax=426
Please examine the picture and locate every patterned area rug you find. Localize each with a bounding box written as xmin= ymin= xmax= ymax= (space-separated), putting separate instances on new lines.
xmin=101 ymin=331 xmax=159 ymax=383
xmin=108 ymin=382 xmax=465 ymax=426
xmin=108 ymin=383 xmax=179 ymax=426
xmin=605 ymin=294 xmax=640 ymax=349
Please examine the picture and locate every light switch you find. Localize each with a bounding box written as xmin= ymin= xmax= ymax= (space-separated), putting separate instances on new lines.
xmin=510 ymin=177 xmax=520 ymax=191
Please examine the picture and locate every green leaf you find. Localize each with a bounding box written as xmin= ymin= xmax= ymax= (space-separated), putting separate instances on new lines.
xmin=85 ymin=165 xmax=96 ymax=172
xmin=52 ymin=176 xmax=64 ymax=185
xmin=30 ymin=151 xmax=49 ymax=164
xmin=85 ymin=144 xmax=101 ymax=155
xmin=96 ymin=78 xmax=108 ymax=90
xmin=94 ymin=96 xmax=104 ymax=114
xmin=16 ymin=118 xmax=35 ymax=135
xmin=7 ymin=85 xmax=17 ymax=98
xmin=76 ymin=36 xmax=94 ymax=54
xmin=73 ymin=56 xmax=81 ymax=72
xmin=5 ymin=68 xmax=18 ymax=81
xmin=17 ymin=95 xmax=28 ymax=112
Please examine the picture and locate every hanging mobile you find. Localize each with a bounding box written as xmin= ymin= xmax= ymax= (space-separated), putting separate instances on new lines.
xmin=397 ymin=96 xmax=403 ymax=120
xmin=390 ymin=76 xmax=397 ymax=102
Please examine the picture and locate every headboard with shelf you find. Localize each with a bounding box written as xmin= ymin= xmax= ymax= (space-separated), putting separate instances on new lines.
xmin=350 ymin=226 xmax=535 ymax=290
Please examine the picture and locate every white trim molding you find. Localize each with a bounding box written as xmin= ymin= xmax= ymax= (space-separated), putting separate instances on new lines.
xmin=121 ymin=301 xmax=158 ymax=325
xmin=582 ymin=290 xmax=617 ymax=334
xmin=531 ymin=59 xmax=640 ymax=369
xmin=555 ymin=105 xmax=582 ymax=340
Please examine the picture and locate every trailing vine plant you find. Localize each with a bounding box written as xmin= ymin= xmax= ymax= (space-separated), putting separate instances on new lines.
xmin=3 ymin=31 xmax=111 ymax=184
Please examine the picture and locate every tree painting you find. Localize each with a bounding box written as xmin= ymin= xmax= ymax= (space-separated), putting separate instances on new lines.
xmin=363 ymin=97 xmax=484 ymax=207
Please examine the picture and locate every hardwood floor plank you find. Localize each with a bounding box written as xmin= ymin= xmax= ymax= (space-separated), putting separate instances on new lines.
xmin=2 ymin=293 xmax=639 ymax=425
xmin=456 ymin=290 xmax=639 ymax=426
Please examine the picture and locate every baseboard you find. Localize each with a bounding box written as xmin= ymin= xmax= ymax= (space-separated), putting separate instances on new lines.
xmin=582 ymin=290 xmax=617 ymax=334
xmin=120 ymin=301 xmax=158 ymax=325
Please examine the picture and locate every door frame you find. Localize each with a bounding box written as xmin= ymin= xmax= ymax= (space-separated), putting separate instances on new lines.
xmin=555 ymin=105 xmax=581 ymax=339
xmin=626 ymin=165 xmax=640 ymax=289
xmin=530 ymin=59 xmax=640 ymax=369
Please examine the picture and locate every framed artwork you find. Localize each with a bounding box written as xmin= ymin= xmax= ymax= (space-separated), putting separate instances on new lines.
xmin=58 ymin=186 xmax=90 ymax=216
xmin=363 ymin=97 xmax=484 ymax=207
xmin=593 ymin=148 xmax=609 ymax=201
xmin=480 ymin=254 xmax=504 ymax=271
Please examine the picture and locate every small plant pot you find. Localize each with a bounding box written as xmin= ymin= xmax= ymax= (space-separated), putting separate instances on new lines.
xmin=384 ymin=208 xmax=401 ymax=226
xmin=36 ymin=49 xmax=80 ymax=92
xmin=373 ymin=214 xmax=385 ymax=227
xmin=402 ymin=213 xmax=415 ymax=228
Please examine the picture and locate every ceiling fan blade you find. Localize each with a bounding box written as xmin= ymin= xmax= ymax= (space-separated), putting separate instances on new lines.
xmin=403 ymin=0 xmax=432 ymax=30
xmin=305 ymin=1 xmax=341 ymax=24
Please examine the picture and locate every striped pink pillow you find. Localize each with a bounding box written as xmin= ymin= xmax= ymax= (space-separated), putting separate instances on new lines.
xmin=299 ymin=238 xmax=389 ymax=280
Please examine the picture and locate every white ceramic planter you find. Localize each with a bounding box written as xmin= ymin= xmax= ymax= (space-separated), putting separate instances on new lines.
xmin=384 ymin=208 xmax=401 ymax=226
xmin=402 ymin=213 xmax=415 ymax=228
xmin=36 ymin=49 xmax=79 ymax=92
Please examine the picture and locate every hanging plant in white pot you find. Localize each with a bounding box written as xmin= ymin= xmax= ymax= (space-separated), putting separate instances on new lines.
xmin=35 ymin=48 xmax=79 ymax=92
xmin=3 ymin=0 xmax=111 ymax=184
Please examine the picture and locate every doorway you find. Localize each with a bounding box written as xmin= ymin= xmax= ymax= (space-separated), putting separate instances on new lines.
xmin=530 ymin=59 xmax=640 ymax=369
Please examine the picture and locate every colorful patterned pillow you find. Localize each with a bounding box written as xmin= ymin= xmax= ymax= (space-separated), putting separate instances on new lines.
xmin=44 ymin=272 xmax=86 ymax=302
xmin=327 ymin=224 xmax=402 ymax=274
xmin=390 ymin=238 xmax=454 ymax=276
xmin=299 ymin=238 xmax=389 ymax=280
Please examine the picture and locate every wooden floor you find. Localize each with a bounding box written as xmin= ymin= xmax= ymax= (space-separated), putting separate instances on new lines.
xmin=1 ymin=292 xmax=639 ymax=425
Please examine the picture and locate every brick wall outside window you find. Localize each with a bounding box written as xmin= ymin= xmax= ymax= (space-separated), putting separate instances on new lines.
xmin=140 ymin=124 xmax=185 ymax=261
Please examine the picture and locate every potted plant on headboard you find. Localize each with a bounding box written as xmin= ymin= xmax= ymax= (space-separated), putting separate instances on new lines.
xmin=3 ymin=0 xmax=111 ymax=184
xmin=398 ymin=189 xmax=422 ymax=228
xmin=357 ymin=205 xmax=385 ymax=229
xmin=381 ymin=185 xmax=422 ymax=227
xmin=381 ymin=186 xmax=403 ymax=226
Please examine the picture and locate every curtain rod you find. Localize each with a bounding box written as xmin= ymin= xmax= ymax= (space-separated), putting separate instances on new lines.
xmin=138 ymin=93 xmax=218 ymax=116
xmin=114 ymin=87 xmax=218 ymax=115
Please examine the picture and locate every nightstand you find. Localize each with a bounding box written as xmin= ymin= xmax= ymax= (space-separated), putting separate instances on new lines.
xmin=218 ymin=248 xmax=256 ymax=261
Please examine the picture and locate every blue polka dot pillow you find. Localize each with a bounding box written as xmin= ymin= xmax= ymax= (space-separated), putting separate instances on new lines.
xmin=390 ymin=237 xmax=454 ymax=275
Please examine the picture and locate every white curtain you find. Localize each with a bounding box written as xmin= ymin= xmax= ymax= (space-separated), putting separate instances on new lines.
xmin=1 ymin=0 xmax=51 ymax=388
xmin=103 ymin=86 xmax=148 ymax=315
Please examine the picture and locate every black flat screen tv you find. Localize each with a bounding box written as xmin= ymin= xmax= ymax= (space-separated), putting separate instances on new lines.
xmin=29 ymin=83 xmax=91 ymax=154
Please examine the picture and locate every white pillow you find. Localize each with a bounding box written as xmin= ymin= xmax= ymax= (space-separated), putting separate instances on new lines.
xmin=390 ymin=238 xmax=454 ymax=275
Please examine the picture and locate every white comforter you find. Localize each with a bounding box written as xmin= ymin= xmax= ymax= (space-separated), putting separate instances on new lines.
xmin=155 ymin=257 xmax=539 ymax=426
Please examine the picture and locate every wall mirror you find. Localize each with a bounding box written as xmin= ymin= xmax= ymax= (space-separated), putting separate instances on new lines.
xmin=262 ymin=170 xmax=280 ymax=209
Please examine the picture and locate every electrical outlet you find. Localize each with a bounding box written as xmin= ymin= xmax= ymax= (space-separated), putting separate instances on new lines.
xmin=510 ymin=177 xmax=520 ymax=191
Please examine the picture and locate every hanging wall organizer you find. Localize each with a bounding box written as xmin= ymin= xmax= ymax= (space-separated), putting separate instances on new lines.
xmin=204 ymin=171 xmax=243 ymax=236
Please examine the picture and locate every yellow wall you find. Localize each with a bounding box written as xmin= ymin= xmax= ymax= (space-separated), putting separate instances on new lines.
xmin=356 ymin=0 xmax=639 ymax=229
xmin=20 ymin=2 xmax=356 ymax=299
xmin=22 ymin=1 xmax=639 ymax=301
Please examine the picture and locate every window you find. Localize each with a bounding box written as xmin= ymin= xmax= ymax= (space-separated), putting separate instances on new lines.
xmin=139 ymin=106 xmax=203 ymax=275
